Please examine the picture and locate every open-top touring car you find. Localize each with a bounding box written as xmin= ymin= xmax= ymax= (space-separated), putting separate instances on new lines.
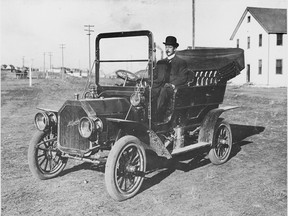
xmin=28 ymin=30 xmax=244 ymax=201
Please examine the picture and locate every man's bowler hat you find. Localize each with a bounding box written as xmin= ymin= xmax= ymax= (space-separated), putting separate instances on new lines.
xmin=163 ymin=36 xmax=179 ymax=48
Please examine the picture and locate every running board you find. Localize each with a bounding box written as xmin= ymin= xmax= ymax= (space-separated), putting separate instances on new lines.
xmin=171 ymin=142 xmax=210 ymax=156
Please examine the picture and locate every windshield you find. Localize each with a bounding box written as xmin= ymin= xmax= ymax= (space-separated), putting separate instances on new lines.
xmin=98 ymin=36 xmax=149 ymax=86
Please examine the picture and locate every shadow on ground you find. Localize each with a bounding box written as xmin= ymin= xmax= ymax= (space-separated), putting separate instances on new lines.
xmin=60 ymin=124 xmax=265 ymax=193
xmin=140 ymin=124 xmax=265 ymax=193
xmin=230 ymin=124 xmax=265 ymax=157
xmin=59 ymin=162 xmax=106 ymax=177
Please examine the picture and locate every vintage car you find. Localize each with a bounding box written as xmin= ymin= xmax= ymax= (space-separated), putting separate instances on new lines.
xmin=28 ymin=30 xmax=244 ymax=201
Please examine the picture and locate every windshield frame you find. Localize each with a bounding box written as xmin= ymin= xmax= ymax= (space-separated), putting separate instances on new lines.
xmin=95 ymin=30 xmax=154 ymax=87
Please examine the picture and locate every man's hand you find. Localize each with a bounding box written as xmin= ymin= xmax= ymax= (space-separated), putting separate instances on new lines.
xmin=164 ymin=83 xmax=175 ymax=89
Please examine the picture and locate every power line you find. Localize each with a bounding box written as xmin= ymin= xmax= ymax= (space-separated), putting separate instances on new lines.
xmin=84 ymin=25 xmax=94 ymax=71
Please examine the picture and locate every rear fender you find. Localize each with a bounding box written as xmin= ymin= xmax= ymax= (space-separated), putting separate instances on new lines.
xmin=107 ymin=118 xmax=172 ymax=159
xmin=198 ymin=106 xmax=238 ymax=146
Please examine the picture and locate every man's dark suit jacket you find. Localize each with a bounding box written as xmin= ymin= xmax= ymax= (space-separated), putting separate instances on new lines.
xmin=169 ymin=55 xmax=188 ymax=86
xmin=151 ymin=55 xmax=188 ymax=118
xmin=153 ymin=55 xmax=188 ymax=88
xmin=153 ymin=59 xmax=170 ymax=89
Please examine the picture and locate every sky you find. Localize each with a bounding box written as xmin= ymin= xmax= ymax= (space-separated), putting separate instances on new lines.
xmin=1 ymin=0 xmax=287 ymax=70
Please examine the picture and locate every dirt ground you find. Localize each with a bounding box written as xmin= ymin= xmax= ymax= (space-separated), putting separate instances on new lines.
xmin=1 ymin=70 xmax=287 ymax=216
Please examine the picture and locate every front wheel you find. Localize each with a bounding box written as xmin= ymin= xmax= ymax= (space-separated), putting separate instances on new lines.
xmin=208 ymin=120 xmax=232 ymax=165
xmin=28 ymin=131 xmax=68 ymax=180
xmin=105 ymin=135 xmax=146 ymax=201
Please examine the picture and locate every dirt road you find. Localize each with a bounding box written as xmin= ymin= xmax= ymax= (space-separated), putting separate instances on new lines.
xmin=1 ymin=71 xmax=287 ymax=215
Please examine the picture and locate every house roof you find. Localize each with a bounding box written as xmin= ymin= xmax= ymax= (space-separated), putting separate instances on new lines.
xmin=230 ymin=7 xmax=287 ymax=40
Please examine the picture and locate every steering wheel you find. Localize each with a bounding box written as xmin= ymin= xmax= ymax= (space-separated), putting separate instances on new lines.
xmin=115 ymin=70 xmax=139 ymax=82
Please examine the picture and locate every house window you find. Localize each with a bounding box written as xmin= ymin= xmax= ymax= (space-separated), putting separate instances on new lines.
xmin=258 ymin=59 xmax=262 ymax=74
xmin=259 ymin=34 xmax=262 ymax=47
xmin=237 ymin=39 xmax=239 ymax=48
xmin=247 ymin=36 xmax=250 ymax=49
xmin=247 ymin=16 xmax=251 ymax=23
xmin=276 ymin=59 xmax=282 ymax=74
xmin=277 ymin=34 xmax=283 ymax=45
xmin=246 ymin=64 xmax=250 ymax=82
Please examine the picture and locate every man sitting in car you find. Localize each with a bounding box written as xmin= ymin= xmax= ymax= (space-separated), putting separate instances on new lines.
xmin=152 ymin=36 xmax=188 ymax=122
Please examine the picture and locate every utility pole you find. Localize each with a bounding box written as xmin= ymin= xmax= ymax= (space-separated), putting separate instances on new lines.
xmin=84 ymin=25 xmax=94 ymax=71
xmin=155 ymin=44 xmax=164 ymax=59
xmin=29 ymin=58 xmax=33 ymax=87
xmin=43 ymin=52 xmax=47 ymax=78
xmin=59 ymin=44 xmax=65 ymax=79
xmin=22 ymin=56 xmax=25 ymax=67
xmin=192 ymin=0 xmax=195 ymax=49
xmin=48 ymin=52 xmax=52 ymax=72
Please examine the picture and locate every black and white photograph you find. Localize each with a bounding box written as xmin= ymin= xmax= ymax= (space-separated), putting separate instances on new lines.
xmin=1 ymin=0 xmax=287 ymax=215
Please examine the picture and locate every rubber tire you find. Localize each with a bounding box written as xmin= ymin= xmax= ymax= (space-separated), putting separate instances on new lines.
xmin=105 ymin=135 xmax=146 ymax=201
xmin=208 ymin=120 xmax=232 ymax=165
xmin=28 ymin=131 xmax=68 ymax=180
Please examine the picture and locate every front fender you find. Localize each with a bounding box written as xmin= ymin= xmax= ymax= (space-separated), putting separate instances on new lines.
xmin=37 ymin=107 xmax=58 ymax=114
xmin=198 ymin=106 xmax=239 ymax=145
xmin=107 ymin=118 xmax=172 ymax=159
xmin=107 ymin=118 xmax=149 ymax=144
xmin=107 ymin=118 xmax=148 ymax=134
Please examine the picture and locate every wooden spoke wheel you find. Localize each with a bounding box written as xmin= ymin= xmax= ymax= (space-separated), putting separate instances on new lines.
xmin=28 ymin=131 xmax=68 ymax=180
xmin=208 ymin=120 xmax=232 ymax=165
xmin=105 ymin=135 xmax=146 ymax=201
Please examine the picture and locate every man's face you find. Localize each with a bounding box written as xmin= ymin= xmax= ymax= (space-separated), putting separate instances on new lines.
xmin=165 ymin=45 xmax=176 ymax=57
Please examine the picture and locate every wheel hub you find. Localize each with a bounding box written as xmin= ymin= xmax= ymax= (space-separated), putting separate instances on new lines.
xmin=219 ymin=139 xmax=226 ymax=145
xmin=126 ymin=165 xmax=136 ymax=173
xmin=47 ymin=147 xmax=53 ymax=159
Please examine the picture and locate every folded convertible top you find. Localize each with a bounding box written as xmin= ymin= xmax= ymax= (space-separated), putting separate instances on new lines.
xmin=177 ymin=48 xmax=245 ymax=82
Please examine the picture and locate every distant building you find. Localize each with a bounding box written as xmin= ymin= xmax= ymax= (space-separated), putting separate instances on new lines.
xmin=50 ymin=67 xmax=71 ymax=74
xmin=230 ymin=7 xmax=287 ymax=86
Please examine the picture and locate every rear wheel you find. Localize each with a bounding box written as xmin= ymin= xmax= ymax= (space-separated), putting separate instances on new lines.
xmin=28 ymin=131 xmax=68 ymax=180
xmin=105 ymin=135 xmax=146 ymax=201
xmin=208 ymin=120 xmax=232 ymax=165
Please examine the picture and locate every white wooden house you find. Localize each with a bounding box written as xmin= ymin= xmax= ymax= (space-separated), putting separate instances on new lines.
xmin=230 ymin=7 xmax=287 ymax=86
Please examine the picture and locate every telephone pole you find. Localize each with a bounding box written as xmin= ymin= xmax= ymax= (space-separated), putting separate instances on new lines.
xmin=43 ymin=52 xmax=47 ymax=78
xmin=59 ymin=44 xmax=65 ymax=79
xmin=22 ymin=56 xmax=25 ymax=67
xmin=48 ymin=52 xmax=52 ymax=72
xmin=29 ymin=58 xmax=33 ymax=87
xmin=192 ymin=0 xmax=195 ymax=49
xmin=84 ymin=25 xmax=94 ymax=70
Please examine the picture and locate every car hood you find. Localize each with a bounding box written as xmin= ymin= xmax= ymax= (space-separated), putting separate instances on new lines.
xmin=59 ymin=97 xmax=132 ymax=118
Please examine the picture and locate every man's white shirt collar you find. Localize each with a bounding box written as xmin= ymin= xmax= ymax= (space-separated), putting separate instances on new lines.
xmin=167 ymin=53 xmax=175 ymax=60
